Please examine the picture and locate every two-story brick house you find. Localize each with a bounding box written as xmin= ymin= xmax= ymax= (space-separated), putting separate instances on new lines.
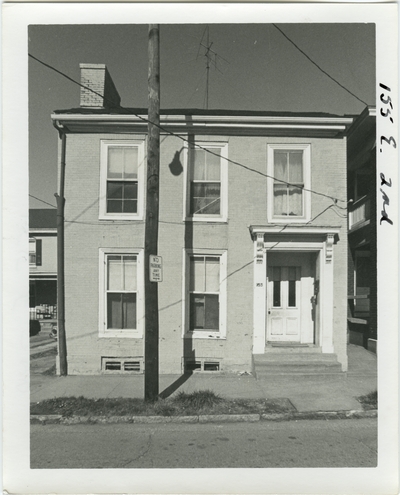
xmin=51 ymin=64 xmax=353 ymax=376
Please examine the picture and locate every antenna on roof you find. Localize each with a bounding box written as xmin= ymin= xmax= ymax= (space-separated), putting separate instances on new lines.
xmin=196 ymin=26 xmax=228 ymax=110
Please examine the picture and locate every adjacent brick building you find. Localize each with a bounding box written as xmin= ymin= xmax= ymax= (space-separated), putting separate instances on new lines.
xmin=347 ymin=106 xmax=377 ymax=352
xmin=51 ymin=64 xmax=355 ymax=375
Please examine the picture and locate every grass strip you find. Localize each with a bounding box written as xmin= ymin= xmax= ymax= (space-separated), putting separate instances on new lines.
xmin=356 ymin=390 xmax=377 ymax=410
xmin=31 ymin=390 xmax=296 ymax=418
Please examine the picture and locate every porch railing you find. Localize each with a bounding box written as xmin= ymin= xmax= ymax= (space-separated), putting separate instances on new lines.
xmin=29 ymin=305 xmax=57 ymax=320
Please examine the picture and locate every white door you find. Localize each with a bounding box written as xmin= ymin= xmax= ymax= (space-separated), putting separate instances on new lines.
xmin=266 ymin=253 xmax=314 ymax=343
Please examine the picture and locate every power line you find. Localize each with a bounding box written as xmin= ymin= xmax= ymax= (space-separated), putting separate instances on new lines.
xmin=28 ymin=52 xmax=348 ymax=204
xmin=29 ymin=194 xmax=57 ymax=208
xmin=272 ymin=24 xmax=369 ymax=107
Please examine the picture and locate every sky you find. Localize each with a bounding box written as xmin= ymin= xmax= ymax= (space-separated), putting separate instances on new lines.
xmin=28 ymin=23 xmax=375 ymax=209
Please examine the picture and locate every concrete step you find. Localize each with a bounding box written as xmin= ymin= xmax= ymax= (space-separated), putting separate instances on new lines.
xmin=264 ymin=344 xmax=322 ymax=354
xmin=255 ymin=363 xmax=342 ymax=374
xmin=255 ymin=371 xmax=346 ymax=381
xmin=254 ymin=353 xmax=338 ymax=363
xmin=253 ymin=351 xmax=342 ymax=379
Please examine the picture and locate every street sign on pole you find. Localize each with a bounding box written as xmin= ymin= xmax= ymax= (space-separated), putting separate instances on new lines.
xmin=149 ymin=255 xmax=163 ymax=282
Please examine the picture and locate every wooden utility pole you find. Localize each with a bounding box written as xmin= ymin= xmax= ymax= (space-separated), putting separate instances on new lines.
xmin=144 ymin=24 xmax=160 ymax=401
xmin=55 ymin=132 xmax=68 ymax=375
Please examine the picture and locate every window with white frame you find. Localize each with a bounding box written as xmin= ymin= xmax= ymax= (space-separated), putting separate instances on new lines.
xmin=100 ymin=249 xmax=144 ymax=337
xmin=267 ymin=144 xmax=311 ymax=223
xmin=186 ymin=142 xmax=228 ymax=221
xmin=29 ymin=238 xmax=42 ymax=266
xmin=184 ymin=251 xmax=227 ymax=338
xmin=99 ymin=141 xmax=144 ymax=220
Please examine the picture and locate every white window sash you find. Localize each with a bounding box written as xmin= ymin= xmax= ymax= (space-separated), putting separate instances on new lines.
xmin=267 ymin=144 xmax=311 ymax=223
xmin=99 ymin=140 xmax=145 ymax=220
xmin=184 ymin=141 xmax=228 ymax=222
xmin=183 ymin=250 xmax=227 ymax=339
xmin=99 ymin=248 xmax=144 ymax=338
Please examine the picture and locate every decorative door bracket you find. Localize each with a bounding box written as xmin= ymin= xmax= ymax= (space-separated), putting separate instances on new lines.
xmin=325 ymin=234 xmax=334 ymax=263
xmin=256 ymin=233 xmax=264 ymax=264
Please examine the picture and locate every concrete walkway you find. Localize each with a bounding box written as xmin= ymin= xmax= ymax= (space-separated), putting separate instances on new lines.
xmin=30 ymin=344 xmax=377 ymax=413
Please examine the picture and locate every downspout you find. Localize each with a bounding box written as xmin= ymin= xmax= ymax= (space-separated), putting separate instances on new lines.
xmin=54 ymin=129 xmax=68 ymax=375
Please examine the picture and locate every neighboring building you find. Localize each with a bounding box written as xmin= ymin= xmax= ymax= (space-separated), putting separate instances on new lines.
xmin=51 ymin=63 xmax=354 ymax=376
xmin=29 ymin=209 xmax=57 ymax=326
xmin=346 ymin=106 xmax=377 ymax=352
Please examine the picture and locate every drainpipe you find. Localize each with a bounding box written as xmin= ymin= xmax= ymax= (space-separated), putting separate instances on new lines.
xmin=55 ymin=130 xmax=67 ymax=375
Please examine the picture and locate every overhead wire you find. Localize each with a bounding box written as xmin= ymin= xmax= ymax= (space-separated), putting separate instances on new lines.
xmin=29 ymin=52 xmax=349 ymax=204
xmin=272 ymin=24 xmax=369 ymax=107
xmin=29 ymin=194 xmax=57 ymax=208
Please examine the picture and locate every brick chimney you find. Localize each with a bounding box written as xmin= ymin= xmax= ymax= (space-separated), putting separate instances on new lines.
xmin=79 ymin=64 xmax=121 ymax=109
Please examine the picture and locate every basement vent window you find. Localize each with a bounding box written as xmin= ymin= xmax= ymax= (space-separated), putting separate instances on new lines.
xmin=102 ymin=357 xmax=143 ymax=374
xmin=124 ymin=361 xmax=141 ymax=372
xmin=105 ymin=361 xmax=121 ymax=371
xmin=184 ymin=359 xmax=221 ymax=373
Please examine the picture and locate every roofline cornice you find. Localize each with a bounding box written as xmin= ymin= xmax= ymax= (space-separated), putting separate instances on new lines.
xmin=51 ymin=112 xmax=354 ymax=137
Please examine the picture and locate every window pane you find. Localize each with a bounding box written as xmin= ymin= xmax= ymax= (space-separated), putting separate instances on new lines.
xmin=29 ymin=239 xmax=36 ymax=264
xmin=206 ymin=150 xmax=221 ymax=180
xmin=122 ymin=200 xmax=137 ymax=213
xmin=107 ymin=292 xmax=136 ymax=329
xmin=190 ymin=294 xmax=205 ymax=329
xmin=193 ymin=149 xmax=206 ymax=180
xmin=190 ymin=257 xmax=205 ymax=292
xmin=288 ymin=281 xmax=296 ymax=307
xmin=123 ymin=148 xmax=138 ymax=179
xmin=108 ymin=147 xmax=138 ymax=179
xmin=273 ymin=267 xmax=281 ymax=307
xmin=273 ymin=184 xmax=287 ymax=216
xmin=205 ymin=257 xmax=220 ymax=292
xmin=107 ymin=182 xmax=123 ymax=199
xmin=107 ymin=200 xmax=123 ymax=213
xmin=289 ymin=152 xmax=303 ymax=182
xmin=288 ymin=187 xmax=303 ymax=216
xmin=108 ymin=148 xmax=124 ymax=178
xmin=205 ymin=294 xmax=219 ymax=329
xmin=107 ymin=293 xmax=122 ymax=328
xmin=123 ymin=182 xmax=138 ymax=200
xmin=107 ymin=182 xmax=137 ymax=214
xmin=122 ymin=293 xmax=136 ymax=329
xmin=108 ymin=256 xmax=122 ymax=290
xmin=191 ymin=183 xmax=220 ymax=214
xmin=123 ymin=256 xmax=137 ymax=291
xmin=274 ymin=152 xmax=288 ymax=180
xmin=29 ymin=239 xmax=36 ymax=253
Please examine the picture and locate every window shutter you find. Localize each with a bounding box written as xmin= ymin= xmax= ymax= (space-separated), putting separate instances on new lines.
xmin=36 ymin=239 xmax=42 ymax=266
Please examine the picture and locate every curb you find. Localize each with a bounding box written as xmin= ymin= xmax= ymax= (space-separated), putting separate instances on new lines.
xmin=30 ymin=409 xmax=377 ymax=425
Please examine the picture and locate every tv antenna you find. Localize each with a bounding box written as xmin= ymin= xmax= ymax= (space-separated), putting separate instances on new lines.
xmin=196 ymin=26 xmax=229 ymax=109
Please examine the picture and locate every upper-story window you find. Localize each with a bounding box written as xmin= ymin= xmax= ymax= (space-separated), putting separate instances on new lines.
xmin=267 ymin=144 xmax=311 ymax=223
xmin=29 ymin=238 xmax=42 ymax=266
xmin=185 ymin=142 xmax=228 ymax=222
xmin=99 ymin=140 xmax=145 ymax=220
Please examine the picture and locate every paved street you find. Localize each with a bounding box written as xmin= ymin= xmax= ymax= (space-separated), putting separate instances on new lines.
xmin=31 ymin=418 xmax=377 ymax=469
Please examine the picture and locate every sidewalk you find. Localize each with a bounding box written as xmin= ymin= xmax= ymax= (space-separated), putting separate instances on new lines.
xmin=30 ymin=344 xmax=377 ymax=413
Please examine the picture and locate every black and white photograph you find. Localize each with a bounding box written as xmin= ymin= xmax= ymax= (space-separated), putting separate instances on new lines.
xmin=2 ymin=2 xmax=398 ymax=494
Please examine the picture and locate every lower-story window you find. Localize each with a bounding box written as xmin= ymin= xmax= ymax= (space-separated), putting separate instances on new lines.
xmin=100 ymin=249 xmax=144 ymax=337
xmin=185 ymin=251 xmax=227 ymax=338
xmin=107 ymin=254 xmax=137 ymax=329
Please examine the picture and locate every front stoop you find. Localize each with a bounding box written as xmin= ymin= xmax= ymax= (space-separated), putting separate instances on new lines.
xmin=253 ymin=345 xmax=343 ymax=380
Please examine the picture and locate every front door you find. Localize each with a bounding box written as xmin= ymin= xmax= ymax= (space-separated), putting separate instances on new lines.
xmin=266 ymin=253 xmax=315 ymax=343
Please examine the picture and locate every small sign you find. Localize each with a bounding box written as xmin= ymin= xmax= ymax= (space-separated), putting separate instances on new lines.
xmin=149 ymin=255 xmax=163 ymax=282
